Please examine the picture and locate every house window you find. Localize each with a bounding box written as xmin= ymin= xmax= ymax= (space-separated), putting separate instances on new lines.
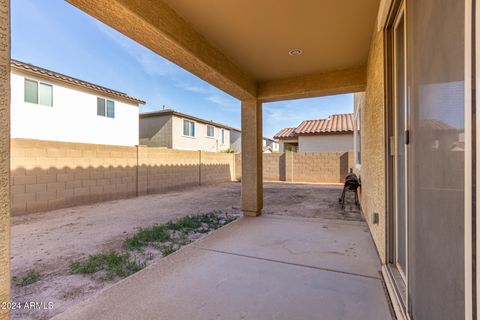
xmin=107 ymin=100 xmax=115 ymax=118
xmin=97 ymin=98 xmax=115 ymax=118
xmin=97 ymin=98 xmax=105 ymax=116
xmin=24 ymin=79 xmax=53 ymax=106
xmin=207 ymin=125 xmax=215 ymax=137
xmin=183 ymin=120 xmax=195 ymax=137
xmin=221 ymin=129 xmax=225 ymax=144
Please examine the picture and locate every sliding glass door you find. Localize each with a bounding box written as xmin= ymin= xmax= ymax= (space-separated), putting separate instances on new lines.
xmin=393 ymin=5 xmax=407 ymax=279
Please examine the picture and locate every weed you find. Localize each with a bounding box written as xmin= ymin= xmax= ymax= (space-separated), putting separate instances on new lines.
xmin=124 ymin=225 xmax=171 ymax=250
xmin=70 ymin=250 xmax=146 ymax=278
xmin=161 ymin=245 xmax=176 ymax=256
xmin=69 ymin=254 xmax=104 ymax=274
xmin=12 ymin=270 xmax=40 ymax=287
xmin=165 ymin=216 xmax=202 ymax=231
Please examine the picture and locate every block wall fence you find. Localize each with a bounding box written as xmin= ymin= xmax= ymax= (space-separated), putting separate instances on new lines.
xmin=235 ymin=151 xmax=354 ymax=184
xmin=11 ymin=139 xmax=353 ymax=216
xmin=10 ymin=139 xmax=235 ymax=215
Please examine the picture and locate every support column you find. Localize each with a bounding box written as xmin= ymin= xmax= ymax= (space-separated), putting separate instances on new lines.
xmin=0 ymin=0 xmax=10 ymax=318
xmin=241 ymin=99 xmax=263 ymax=216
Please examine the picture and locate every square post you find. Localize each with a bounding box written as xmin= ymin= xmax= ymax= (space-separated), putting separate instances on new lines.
xmin=241 ymin=99 xmax=263 ymax=216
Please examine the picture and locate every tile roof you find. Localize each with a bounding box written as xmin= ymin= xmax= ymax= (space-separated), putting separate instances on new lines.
xmin=11 ymin=59 xmax=145 ymax=105
xmin=274 ymin=113 xmax=354 ymax=139
xmin=295 ymin=113 xmax=354 ymax=134
xmin=274 ymin=127 xmax=297 ymax=139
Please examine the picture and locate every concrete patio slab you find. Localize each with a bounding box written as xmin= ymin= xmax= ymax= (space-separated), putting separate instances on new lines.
xmin=196 ymin=215 xmax=380 ymax=278
xmin=52 ymin=215 xmax=392 ymax=320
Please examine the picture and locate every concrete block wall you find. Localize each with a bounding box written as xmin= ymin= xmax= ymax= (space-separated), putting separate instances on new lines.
xmin=201 ymin=151 xmax=235 ymax=184
xmin=289 ymin=152 xmax=352 ymax=183
xmin=11 ymin=139 xmax=138 ymax=215
xmin=263 ymin=153 xmax=285 ymax=181
xmin=138 ymin=147 xmax=201 ymax=195
xmin=234 ymin=153 xmax=242 ymax=181
xmin=11 ymin=139 xmax=235 ymax=215
xmin=236 ymin=151 xmax=353 ymax=183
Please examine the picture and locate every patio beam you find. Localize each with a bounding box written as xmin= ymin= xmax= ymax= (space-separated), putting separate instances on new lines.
xmin=66 ymin=0 xmax=257 ymax=101
xmin=257 ymin=66 xmax=367 ymax=102
xmin=0 ymin=0 xmax=10 ymax=318
xmin=241 ymin=99 xmax=263 ymax=216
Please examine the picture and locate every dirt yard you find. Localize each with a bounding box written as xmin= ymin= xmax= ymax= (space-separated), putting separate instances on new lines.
xmin=10 ymin=182 xmax=361 ymax=320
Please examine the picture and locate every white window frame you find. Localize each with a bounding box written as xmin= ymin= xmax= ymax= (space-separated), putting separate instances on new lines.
xmin=183 ymin=119 xmax=196 ymax=138
xmin=24 ymin=78 xmax=53 ymax=107
xmin=97 ymin=97 xmax=115 ymax=119
xmin=207 ymin=125 xmax=215 ymax=138
xmin=221 ymin=128 xmax=225 ymax=144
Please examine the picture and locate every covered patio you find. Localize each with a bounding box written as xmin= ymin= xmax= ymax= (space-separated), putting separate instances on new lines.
xmin=0 ymin=0 xmax=473 ymax=319
xmin=52 ymin=213 xmax=392 ymax=320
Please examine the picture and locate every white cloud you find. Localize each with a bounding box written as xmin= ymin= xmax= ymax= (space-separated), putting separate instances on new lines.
xmin=206 ymin=94 xmax=239 ymax=112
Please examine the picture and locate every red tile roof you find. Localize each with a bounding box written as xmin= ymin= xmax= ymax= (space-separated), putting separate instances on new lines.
xmin=11 ymin=59 xmax=145 ymax=105
xmin=274 ymin=127 xmax=297 ymax=139
xmin=274 ymin=113 xmax=354 ymax=139
xmin=295 ymin=113 xmax=354 ymax=135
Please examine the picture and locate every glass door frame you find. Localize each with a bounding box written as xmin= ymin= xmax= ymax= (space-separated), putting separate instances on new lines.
xmin=384 ymin=0 xmax=409 ymax=315
xmin=392 ymin=2 xmax=408 ymax=282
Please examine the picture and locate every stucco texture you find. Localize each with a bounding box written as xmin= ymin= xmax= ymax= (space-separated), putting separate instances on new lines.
xmin=0 ymin=0 xmax=10 ymax=317
xmin=358 ymin=28 xmax=386 ymax=263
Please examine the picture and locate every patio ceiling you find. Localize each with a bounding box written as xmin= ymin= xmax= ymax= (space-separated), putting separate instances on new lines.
xmin=67 ymin=0 xmax=380 ymax=101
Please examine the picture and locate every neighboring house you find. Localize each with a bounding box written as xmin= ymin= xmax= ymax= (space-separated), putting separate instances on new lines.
xmin=139 ymin=109 xmax=231 ymax=152
xmin=274 ymin=113 xmax=354 ymax=153
xmin=10 ymin=59 xmax=145 ymax=146
xmin=262 ymin=137 xmax=280 ymax=153
xmin=230 ymin=128 xmax=279 ymax=153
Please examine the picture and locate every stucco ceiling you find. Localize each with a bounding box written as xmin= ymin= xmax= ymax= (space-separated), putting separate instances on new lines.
xmin=162 ymin=0 xmax=380 ymax=82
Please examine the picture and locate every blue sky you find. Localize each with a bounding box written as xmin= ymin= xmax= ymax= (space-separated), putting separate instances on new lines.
xmin=11 ymin=0 xmax=353 ymax=138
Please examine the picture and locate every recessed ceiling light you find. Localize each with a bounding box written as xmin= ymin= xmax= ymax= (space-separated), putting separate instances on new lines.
xmin=289 ymin=49 xmax=302 ymax=56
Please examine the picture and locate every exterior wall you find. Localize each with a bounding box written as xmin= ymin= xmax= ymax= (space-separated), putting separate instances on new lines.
xmin=11 ymin=71 xmax=139 ymax=146
xmin=139 ymin=114 xmax=173 ymax=148
xmin=230 ymin=129 xmax=241 ymax=152
xmin=171 ymin=116 xmax=231 ymax=152
xmin=298 ymin=134 xmax=353 ymax=152
xmin=10 ymin=139 xmax=235 ymax=215
xmin=356 ymin=28 xmax=386 ymax=262
xmin=0 ymin=2 xmax=10 ymax=317
xmin=236 ymin=151 xmax=352 ymax=183
xmin=279 ymin=139 xmax=298 ymax=152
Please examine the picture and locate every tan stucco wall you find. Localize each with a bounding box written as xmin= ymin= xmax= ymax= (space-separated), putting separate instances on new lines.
xmin=357 ymin=28 xmax=387 ymax=263
xmin=0 ymin=1 xmax=10 ymax=317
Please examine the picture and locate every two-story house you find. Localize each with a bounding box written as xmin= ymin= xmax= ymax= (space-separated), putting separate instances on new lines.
xmin=139 ymin=109 xmax=231 ymax=152
xmin=11 ymin=60 xmax=145 ymax=146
